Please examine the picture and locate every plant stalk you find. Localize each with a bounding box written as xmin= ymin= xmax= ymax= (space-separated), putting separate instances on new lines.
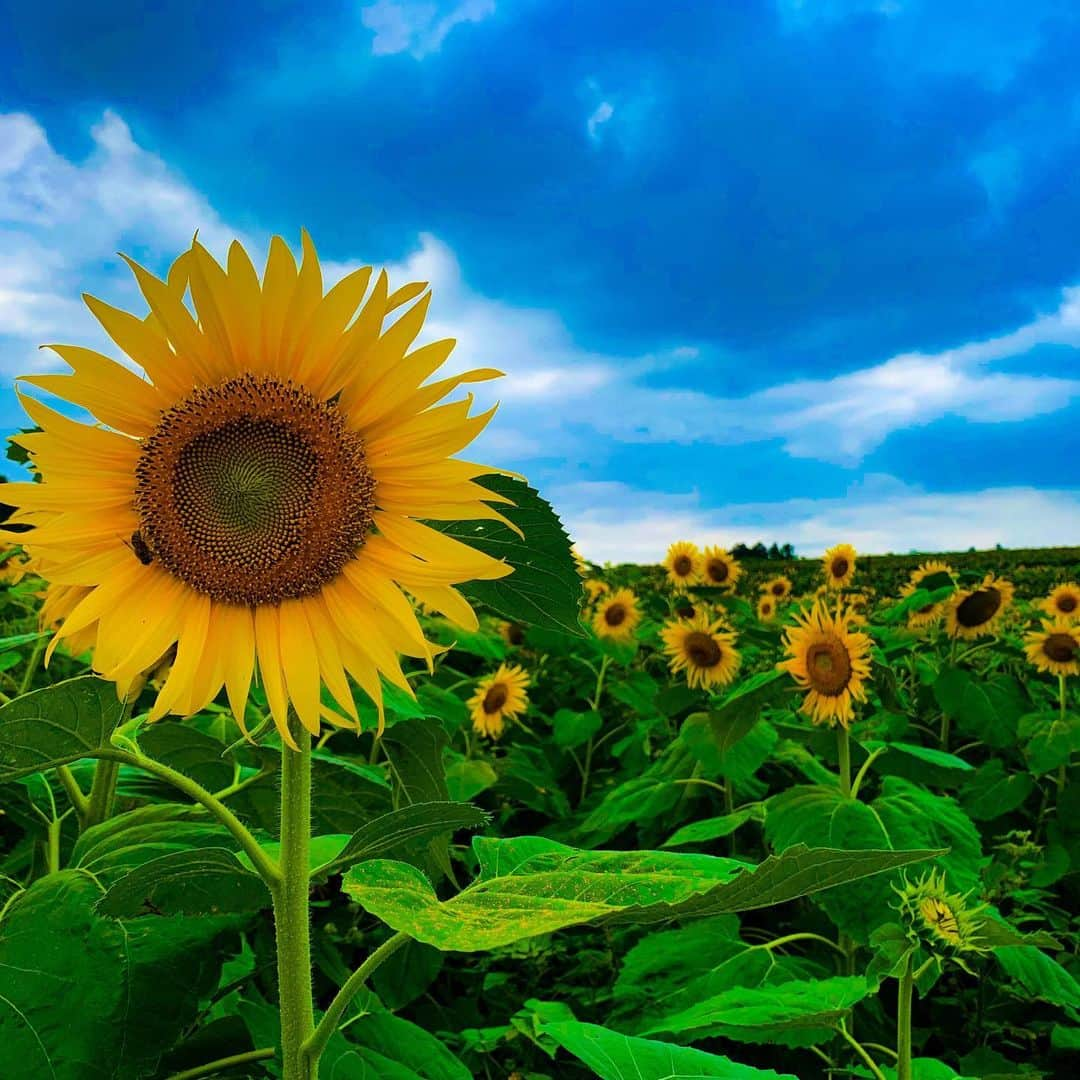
xmin=837 ymin=725 xmax=852 ymax=797
xmin=84 ymin=759 xmax=120 ymax=828
xmin=896 ymin=952 xmax=914 ymax=1080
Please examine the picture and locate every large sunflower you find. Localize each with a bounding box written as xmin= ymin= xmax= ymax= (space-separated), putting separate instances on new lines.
xmin=663 ymin=540 xmax=702 ymax=591
xmin=1024 ymin=621 xmax=1080 ymax=677
xmin=661 ymin=613 xmax=740 ymax=690
xmin=467 ymin=662 xmax=530 ymax=738
xmin=946 ymin=574 xmax=1015 ymax=640
xmin=778 ymin=599 xmax=871 ymax=727
xmin=762 ymin=575 xmax=792 ymax=600
xmin=593 ymin=588 xmax=640 ymax=642
xmin=700 ymin=545 xmax=741 ymax=590
xmin=1042 ymin=583 xmax=1080 ymax=623
xmin=822 ymin=543 xmax=857 ymax=590
xmin=1 ymin=234 xmax=514 ymax=746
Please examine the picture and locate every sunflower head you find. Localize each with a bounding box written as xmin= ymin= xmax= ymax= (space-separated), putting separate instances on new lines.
xmin=583 ymin=578 xmax=610 ymax=604
xmin=762 ymin=575 xmax=792 ymax=600
xmin=1024 ymin=620 xmax=1080 ymax=677
xmin=592 ymin=587 xmax=641 ymax=642
xmin=946 ymin=574 xmax=1015 ymax=640
xmin=2 ymin=233 xmax=516 ymax=747
xmin=467 ymin=663 xmax=530 ymax=739
xmin=894 ymin=870 xmax=989 ymax=960
xmin=663 ymin=540 xmax=703 ymax=591
xmin=757 ymin=595 xmax=777 ymax=622
xmin=660 ymin=612 xmax=741 ymax=690
xmin=1042 ymin=583 xmax=1080 ymax=622
xmin=700 ymin=545 xmax=741 ymax=590
xmin=822 ymin=543 xmax=857 ymax=590
xmin=778 ymin=598 xmax=871 ymax=728
xmin=498 ymin=620 xmax=526 ymax=648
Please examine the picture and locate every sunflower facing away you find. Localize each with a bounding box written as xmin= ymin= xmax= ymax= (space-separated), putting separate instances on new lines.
xmin=700 ymin=545 xmax=741 ymax=590
xmin=1 ymin=233 xmax=516 ymax=747
xmin=900 ymin=560 xmax=954 ymax=628
xmin=946 ymin=573 xmax=1015 ymax=640
xmin=778 ymin=599 xmax=871 ymax=727
xmin=1024 ymin=621 xmax=1080 ymax=677
xmin=592 ymin=587 xmax=641 ymax=642
xmin=661 ymin=612 xmax=740 ymax=690
xmin=822 ymin=543 xmax=857 ymax=590
xmin=1042 ymin=583 xmax=1080 ymax=622
xmin=663 ymin=540 xmax=703 ymax=591
xmin=762 ymin=575 xmax=792 ymax=600
xmin=468 ymin=663 xmax=530 ymax=739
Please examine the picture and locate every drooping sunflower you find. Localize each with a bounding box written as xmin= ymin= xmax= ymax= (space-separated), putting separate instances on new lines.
xmin=700 ymin=545 xmax=741 ymax=591
xmin=822 ymin=543 xmax=857 ymax=590
xmin=1042 ymin=583 xmax=1080 ymax=623
xmin=946 ymin=574 xmax=1015 ymax=640
xmin=593 ymin=587 xmax=640 ymax=642
xmin=467 ymin=662 xmax=530 ymax=739
xmin=778 ymin=599 xmax=871 ymax=727
xmin=1 ymin=233 xmax=516 ymax=747
xmin=757 ymin=595 xmax=777 ymax=622
xmin=663 ymin=540 xmax=703 ymax=591
xmin=661 ymin=613 xmax=740 ymax=690
xmin=762 ymin=575 xmax=792 ymax=600
xmin=583 ymin=578 xmax=610 ymax=604
xmin=1024 ymin=620 xmax=1080 ymax=677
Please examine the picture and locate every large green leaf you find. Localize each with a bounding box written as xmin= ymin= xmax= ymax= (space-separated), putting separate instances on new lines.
xmin=425 ymin=474 xmax=583 ymax=635
xmin=0 ymin=676 xmax=125 ymax=781
xmin=342 ymin=836 xmax=941 ymax=951
xmin=994 ymin=946 xmax=1080 ymax=1010
xmin=539 ymin=1018 xmax=798 ymax=1079
xmin=933 ymin=668 xmax=1024 ymax=749
xmin=137 ymin=721 xmax=235 ymax=792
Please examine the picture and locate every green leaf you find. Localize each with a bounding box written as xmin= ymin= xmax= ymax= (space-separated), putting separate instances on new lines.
xmin=994 ymin=945 xmax=1080 ymax=1010
xmin=933 ymin=668 xmax=1022 ymax=749
xmin=863 ymin=741 xmax=974 ymax=772
xmin=0 ymin=676 xmax=125 ymax=781
xmin=662 ymin=807 xmax=762 ymax=848
xmin=878 ymin=584 xmax=954 ymax=624
xmin=1020 ymin=710 xmax=1080 ymax=775
xmin=552 ymin=708 xmax=603 ymax=749
xmin=539 ymin=1018 xmax=798 ymax=1079
xmin=346 ymin=1013 xmax=471 ymax=1079
xmin=960 ymin=759 xmax=1034 ymax=821
xmin=341 ymin=836 xmax=941 ymax=951
xmin=137 ymin=721 xmax=235 ymax=792
xmin=445 ymin=756 xmax=497 ymax=802
xmin=425 ymin=474 xmax=583 ymax=635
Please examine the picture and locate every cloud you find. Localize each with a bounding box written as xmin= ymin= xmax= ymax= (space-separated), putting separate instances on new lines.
xmin=360 ymin=0 xmax=495 ymax=58
xmin=587 ymin=101 xmax=614 ymax=140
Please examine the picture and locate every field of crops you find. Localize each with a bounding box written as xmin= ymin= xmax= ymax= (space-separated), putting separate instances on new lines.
xmin=1 ymin=519 xmax=1078 ymax=1079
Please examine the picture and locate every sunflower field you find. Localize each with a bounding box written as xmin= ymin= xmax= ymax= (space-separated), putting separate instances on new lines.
xmin=1 ymin=236 xmax=1079 ymax=1080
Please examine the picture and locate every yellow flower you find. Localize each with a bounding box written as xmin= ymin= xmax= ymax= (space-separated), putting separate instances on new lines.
xmin=778 ymin=599 xmax=871 ymax=728
xmin=762 ymin=575 xmax=792 ymax=600
xmin=757 ymin=595 xmax=777 ymax=622
xmin=899 ymin=561 xmax=953 ymax=628
xmin=661 ymin=613 xmax=740 ymax=690
xmin=572 ymin=546 xmax=590 ymax=577
xmin=468 ymin=663 xmax=530 ymax=738
xmin=1024 ymin=620 xmax=1080 ymax=677
xmin=700 ymin=546 xmax=741 ymax=590
xmin=0 ymin=550 xmax=30 ymax=586
xmin=663 ymin=540 xmax=703 ymax=590
xmin=822 ymin=543 xmax=857 ymax=590
xmin=1042 ymin=583 xmax=1080 ymax=623
xmin=946 ymin=574 xmax=1015 ymax=640
xmin=894 ymin=869 xmax=989 ymax=959
xmin=497 ymin=620 xmax=525 ymax=647
xmin=592 ymin=587 xmax=641 ymax=642
xmin=1 ymin=233 xmax=514 ymax=748
xmin=583 ymin=578 xmax=610 ymax=604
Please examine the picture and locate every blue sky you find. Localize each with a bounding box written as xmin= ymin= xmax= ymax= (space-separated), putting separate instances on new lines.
xmin=1 ymin=0 xmax=1078 ymax=560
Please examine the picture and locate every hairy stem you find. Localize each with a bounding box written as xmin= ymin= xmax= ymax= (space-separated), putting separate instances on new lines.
xmin=896 ymin=952 xmax=914 ymax=1080
xmin=84 ymin=759 xmax=120 ymax=828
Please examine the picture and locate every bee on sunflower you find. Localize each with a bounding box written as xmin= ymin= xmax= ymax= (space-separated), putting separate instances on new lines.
xmin=700 ymin=546 xmax=741 ymax=590
xmin=762 ymin=575 xmax=792 ymax=601
xmin=822 ymin=543 xmax=857 ymax=590
xmin=1024 ymin=620 xmax=1080 ymax=678
xmin=468 ymin=663 xmax=530 ymax=739
xmin=946 ymin=573 xmax=1015 ymax=640
xmin=663 ymin=540 xmax=703 ymax=591
xmin=660 ymin=612 xmax=741 ymax=690
xmin=592 ymin=588 xmax=641 ymax=643
xmin=1042 ymin=583 xmax=1080 ymax=623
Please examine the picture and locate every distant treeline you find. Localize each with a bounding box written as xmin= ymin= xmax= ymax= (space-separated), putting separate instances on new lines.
xmin=730 ymin=542 xmax=796 ymax=560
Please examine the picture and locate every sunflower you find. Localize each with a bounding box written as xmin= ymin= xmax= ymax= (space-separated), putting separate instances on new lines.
xmin=822 ymin=543 xmax=857 ymax=590
xmin=946 ymin=574 xmax=1015 ymax=640
xmin=661 ymin=612 xmax=740 ymax=690
xmin=467 ymin=663 xmax=530 ymax=738
xmin=1042 ymin=583 xmax=1080 ymax=623
xmin=583 ymin=578 xmax=609 ymax=604
xmin=497 ymin=620 xmax=526 ymax=647
xmin=592 ymin=587 xmax=640 ymax=642
xmin=700 ymin=546 xmax=741 ymax=590
xmin=778 ymin=599 xmax=871 ymax=727
xmin=572 ymin=546 xmax=590 ymax=577
xmin=757 ymin=595 xmax=777 ymax=622
xmin=894 ymin=870 xmax=989 ymax=959
xmin=762 ymin=575 xmax=792 ymax=600
xmin=663 ymin=540 xmax=702 ymax=591
xmin=0 ymin=233 xmax=515 ymax=747
xmin=1024 ymin=620 xmax=1080 ymax=677
xmin=899 ymin=560 xmax=954 ymax=628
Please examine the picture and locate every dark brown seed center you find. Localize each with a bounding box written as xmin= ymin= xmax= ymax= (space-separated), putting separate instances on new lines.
xmin=685 ymin=630 xmax=722 ymax=669
xmin=831 ymin=558 xmax=849 ymax=579
xmin=806 ymin=638 xmax=852 ymax=696
xmin=604 ymin=603 xmax=627 ymax=627
xmin=1044 ymin=633 xmax=1078 ymax=664
xmin=1057 ymin=594 xmax=1078 ymax=614
xmin=676 ymin=604 xmax=696 ymax=620
xmin=955 ymin=587 xmax=1001 ymax=628
xmin=771 ymin=582 xmax=786 ymax=596
xmin=673 ymin=555 xmax=692 ymax=576
xmin=707 ymin=559 xmax=729 ymax=583
xmin=482 ymin=684 xmax=509 ymax=714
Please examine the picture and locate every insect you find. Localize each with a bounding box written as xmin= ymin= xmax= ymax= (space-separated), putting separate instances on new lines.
xmin=127 ymin=531 xmax=154 ymax=566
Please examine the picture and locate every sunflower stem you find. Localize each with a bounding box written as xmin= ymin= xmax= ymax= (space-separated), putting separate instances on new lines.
xmin=896 ymin=952 xmax=914 ymax=1080
xmin=84 ymin=759 xmax=120 ymax=828
xmin=56 ymin=764 xmax=89 ymax=820
xmin=1060 ymin=676 xmax=1070 ymax=795
xmin=274 ymin=723 xmax=316 ymax=1080
xmin=166 ymin=1048 xmax=276 ymax=1080
xmin=837 ymin=726 xmax=852 ymax=797
xmin=939 ymin=712 xmax=950 ymax=752
xmin=836 ymin=1018 xmax=887 ymax=1080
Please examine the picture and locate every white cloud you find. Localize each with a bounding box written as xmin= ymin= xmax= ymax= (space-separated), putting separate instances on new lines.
xmin=587 ymin=101 xmax=614 ymax=140
xmin=360 ymin=0 xmax=495 ymax=59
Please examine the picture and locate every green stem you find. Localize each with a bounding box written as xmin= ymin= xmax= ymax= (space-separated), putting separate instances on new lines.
xmin=849 ymin=746 xmax=888 ymax=802
xmin=761 ymin=931 xmax=847 ymax=957
xmin=274 ymin=725 xmax=316 ymax=1080
xmin=18 ymin=635 xmax=46 ymax=695
xmin=837 ymin=1020 xmax=887 ymax=1080
xmin=166 ymin=1048 xmax=276 ymax=1080
xmin=302 ymin=931 xmax=409 ymax=1068
xmin=939 ymin=712 xmax=950 ymax=753
xmin=84 ymin=759 xmax=120 ymax=828
xmin=837 ymin=726 xmax=852 ymax=797
xmin=579 ymin=736 xmax=595 ymax=805
xmin=55 ymin=765 xmax=89 ymax=819
xmin=579 ymin=655 xmax=612 ymax=804
xmin=896 ymin=952 xmax=914 ymax=1080
xmin=1059 ymin=676 xmax=1070 ymax=795
xmin=45 ymin=815 xmax=62 ymax=875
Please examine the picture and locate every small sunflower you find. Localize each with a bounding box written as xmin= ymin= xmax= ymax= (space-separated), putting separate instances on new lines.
xmin=946 ymin=574 xmax=1015 ymax=640
xmin=894 ymin=869 xmax=989 ymax=959
xmin=497 ymin=620 xmax=526 ymax=648
xmin=757 ymin=595 xmax=777 ymax=622
xmin=1024 ymin=620 xmax=1080 ymax=677
xmin=468 ymin=662 xmax=530 ymax=739
xmin=593 ymin=587 xmax=641 ymax=642
xmin=822 ymin=543 xmax=857 ymax=590
xmin=700 ymin=546 xmax=741 ymax=590
xmin=583 ymin=578 xmax=610 ymax=604
xmin=900 ymin=561 xmax=953 ymax=628
xmin=663 ymin=540 xmax=703 ymax=591
xmin=1042 ymin=583 xmax=1080 ymax=622
xmin=778 ymin=599 xmax=871 ymax=728
xmin=572 ymin=547 xmax=590 ymax=578
xmin=661 ymin=613 xmax=740 ymax=690
xmin=762 ymin=575 xmax=792 ymax=600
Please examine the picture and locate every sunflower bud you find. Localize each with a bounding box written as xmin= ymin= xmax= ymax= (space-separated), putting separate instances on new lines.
xmin=893 ymin=869 xmax=990 ymax=963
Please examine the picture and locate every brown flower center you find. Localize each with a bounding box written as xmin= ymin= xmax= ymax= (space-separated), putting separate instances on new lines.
xmin=1043 ymin=633 xmax=1078 ymax=664
xmin=685 ymin=630 xmax=722 ymax=669
xmin=604 ymin=602 xmax=627 ymax=627
xmin=482 ymin=683 xmax=509 ymax=714
xmin=830 ymin=557 xmax=849 ymax=579
xmin=806 ymin=638 xmax=852 ymax=696
xmin=673 ymin=554 xmax=692 ymax=576
xmin=771 ymin=582 xmax=786 ymax=597
xmin=506 ymin=622 xmax=525 ymax=646
xmin=955 ymin=587 xmax=1002 ymax=629
xmin=135 ymin=374 xmax=375 ymax=605
xmin=707 ymin=559 xmax=729 ymax=584
xmin=675 ymin=603 xmax=696 ymax=619
xmin=1056 ymin=593 xmax=1078 ymax=614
